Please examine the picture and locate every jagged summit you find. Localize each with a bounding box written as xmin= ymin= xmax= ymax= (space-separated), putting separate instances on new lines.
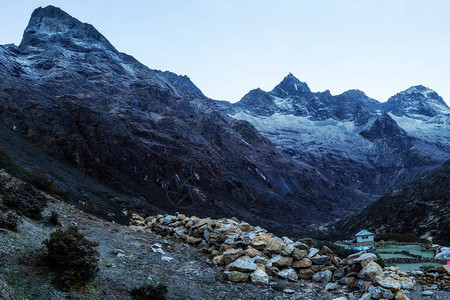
xmin=271 ymin=73 xmax=311 ymax=96
xmin=19 ymin=5 xmax=117 ymax=53
xmin=384 ymin=85 xmax=450 ymax=117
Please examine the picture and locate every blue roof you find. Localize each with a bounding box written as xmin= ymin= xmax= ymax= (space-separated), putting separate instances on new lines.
xmin=355 ymin=229 xmax=374 ymax=236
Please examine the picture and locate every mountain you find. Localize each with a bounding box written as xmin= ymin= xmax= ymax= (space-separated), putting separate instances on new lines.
xmin=335 ymin=159 xmax=450 ymax=243
xmin=0 ymin=6 xmax=365 ymax=235
xmin=216 ymin=74 xmax=450 ymax=199
xmin=383 ymin=85 xmax=450 ymax=118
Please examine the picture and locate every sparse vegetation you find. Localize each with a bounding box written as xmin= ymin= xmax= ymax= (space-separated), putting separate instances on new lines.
xmin=42 ymin=226 xmax=99 ymax=289
xmin=130 ymin=283 xmax=168 ymax=300
xmin=46 ymin=210 xmax=61 ymax=226
xmin=375 ymin=232 xmax=419 ymax=243
xmin=2 ymin=185 xmax=47 ymax=219
xmin=0 ymin=209 xmax=19 ymax=231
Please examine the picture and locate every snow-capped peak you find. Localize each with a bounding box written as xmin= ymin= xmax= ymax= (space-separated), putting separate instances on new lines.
xmin=270 ymin=73 xmax=311 ymax=96
xmin=19 ymin=5 xmax=118 ymax=53
xmin=383 ymin=85 xmax=450 ymax=118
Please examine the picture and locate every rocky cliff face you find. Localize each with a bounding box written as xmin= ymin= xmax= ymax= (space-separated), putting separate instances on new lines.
xmin=0 ymin=6 xmax=364 ymax=234
xmin=335 ymin=160 xmax=450 ymax=243
xmin=217 ymin=73 xmax=450 ymax=199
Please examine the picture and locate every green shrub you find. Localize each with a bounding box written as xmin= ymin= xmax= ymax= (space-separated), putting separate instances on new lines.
xmin=2 ymin=185 xmax=47 ymax=219
xmin=375 ymin=232 xmax=419 ymax=243
xmin=42 ymin=226 xmax=99 ymax=289
xmin=130 ymin=283 xmax=168 ymax=300
xmin=0 ymin=210 xmax=19 ymax=231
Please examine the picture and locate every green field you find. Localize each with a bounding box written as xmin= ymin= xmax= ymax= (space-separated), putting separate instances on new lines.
xmin=378 ymin=252 xmax=413 ymax=259
xmin=377 ymin=244 xmax=435 ymax=258
xmin=390 ymin=262 xmax=442 ymax=271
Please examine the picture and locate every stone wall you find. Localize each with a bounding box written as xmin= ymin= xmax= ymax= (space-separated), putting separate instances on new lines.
xmin=130 ymin=213 xmax=424 ymax=299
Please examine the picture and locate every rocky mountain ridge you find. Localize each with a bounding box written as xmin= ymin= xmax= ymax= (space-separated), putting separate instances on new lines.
xmin=0 ymin=6 xmax=365 ymax=235
xmin=217 ymin=74 xmax=450 ymax=199
xmin=335 ymin=159 xmax=450 ymax=243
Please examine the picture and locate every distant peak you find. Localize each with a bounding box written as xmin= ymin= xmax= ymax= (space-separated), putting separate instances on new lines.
xmin=271 ymin=73 xmax=311 ymax=96
xmin=31 ymin=5 xmax=72 ymax=20
xmin=19 ymin=6 xmax=117 ymax=53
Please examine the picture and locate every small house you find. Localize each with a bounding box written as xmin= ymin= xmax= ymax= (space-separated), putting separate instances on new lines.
xmin=355 ymin=230 xmax=374 ymax=244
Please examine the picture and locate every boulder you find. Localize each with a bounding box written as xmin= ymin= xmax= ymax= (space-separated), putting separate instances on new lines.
xmin=250 ymin=268 xmax=269 ymax=285
xmin=277 ymin=268 xmax=298 ymax=281
xmin=265 ymin=237 xmax=286 ymax=253
xmin=292 ymin=258 xmax=312 ymax=269
xmin=282 ymin=243 xmax=294 ymax=255
xmin=359 ymin=292 xmax=372 ymax=300
xmin=308 ymin=247 xmax=320 ymax=258
xmin=186 ymin=236 xmax=202 ymax=244
xmin=344 ymin=276 xmax=358 ymax=288
xmin=324 ymin=282 xmax=339 ymax=291
xmin=333 ymin=267 xmax=346 ymax=280
xmin=311 ymin=255 xmax=331 ymax=265
xmin=368 ymin=285 xmax=384 ymax=298
xmin=341 ymin=252 xmax=377 ymax=266
xmin=239 ymin=222 xmax=252 ymax=232
xmin=319 ymin=245 xmax=334 ymax=256
xmin=394 ymin=290 xmax=410 ymax=300
xmin=310 ymin=265 xmax=325 ymax=272
xmin=161 ymin=215 xmax=177 ymax=225
xmin=294 ymin=241 xmax=310 ymax=250
xmin=212 ymin=255 xmax=224 ymax=266
xmin=224 ymin=271 xmax=250 ymax=282
xmin=382 ymin=289 xmax=394 ymax=299
xmin=358 ymin=261 xmax=383 ymax=281
xmin=245 ymin=246 xmax=260 ymax=258
xmin=271 ymin=255 xmax=293 ymax=268
xmin=227 ymin=256 xmax=257 ymax=272
xmin=312 ymin=270 xmax=332 ymax=284
xmin=375 ymin=277 xmax=401 ymax=292
xmin=222 ymin=248 xmax=245 ymax=264
xmin=398 ymin=278 xmax=414 ymax=290
xmin=298 ymin=268 xmax=315 ymax=280
xmin=291 ymin=248 xmax=308 ymax=260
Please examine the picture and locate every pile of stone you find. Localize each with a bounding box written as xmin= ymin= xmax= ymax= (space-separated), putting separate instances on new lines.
xmin=130 ymin=213 xmax=414 ymax=299
xmin=335 ymin=252 xmax=415 ymax=300
xmin=411 ymin=267 xmax=450 ymax=291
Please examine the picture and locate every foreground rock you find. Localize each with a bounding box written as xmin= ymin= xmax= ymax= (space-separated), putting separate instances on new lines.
xmin=131 ymin=213 xmax=422 ymax=300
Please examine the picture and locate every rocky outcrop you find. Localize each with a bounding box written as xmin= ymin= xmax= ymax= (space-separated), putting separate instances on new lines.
xmin=336 ymin=159 xmax=450 ymax=243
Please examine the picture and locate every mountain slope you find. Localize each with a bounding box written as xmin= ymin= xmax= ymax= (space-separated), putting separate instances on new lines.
xmin=335 ymin=159 xmax=450 ymax=243
xmin=217 ymin=74 xmax=450 ymax=200
xmin=0 ymin=6 xmax=362 ymax=234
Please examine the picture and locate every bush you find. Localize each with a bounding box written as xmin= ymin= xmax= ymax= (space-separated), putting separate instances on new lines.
xmin=0 ymin=210 xmax=19 ymax=231
xmin=130 ymin=284 xmax=168 ymax=300
xmin=42 ymin=226 xmax=99 ymax=289
xmin=2 ymin=185 xmax=47 ymax=219
xmin=46 ymin=210 xmax=61 ymax=227
xmin=375 ymin=232 xmax=419 ymax=243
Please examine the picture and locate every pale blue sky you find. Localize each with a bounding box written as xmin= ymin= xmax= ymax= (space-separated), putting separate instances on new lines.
xmin=1 ymin=0 xmax=449 ymax=104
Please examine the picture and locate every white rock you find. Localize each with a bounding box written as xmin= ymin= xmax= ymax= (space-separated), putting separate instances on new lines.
xmin=250 ymin=268 xmax=269 ymax=285
xmin=161 ymin=256 xmax=174 ymax=261
xmin=227 ymin=256 xmax=257 ymax=272
xmin=283 ymin=288 xmax=295 ymax=294
xmin=308 ymin=247 xmax=320 ymax=258
xmin=277 ymin=268 xmax=298 ymax=281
